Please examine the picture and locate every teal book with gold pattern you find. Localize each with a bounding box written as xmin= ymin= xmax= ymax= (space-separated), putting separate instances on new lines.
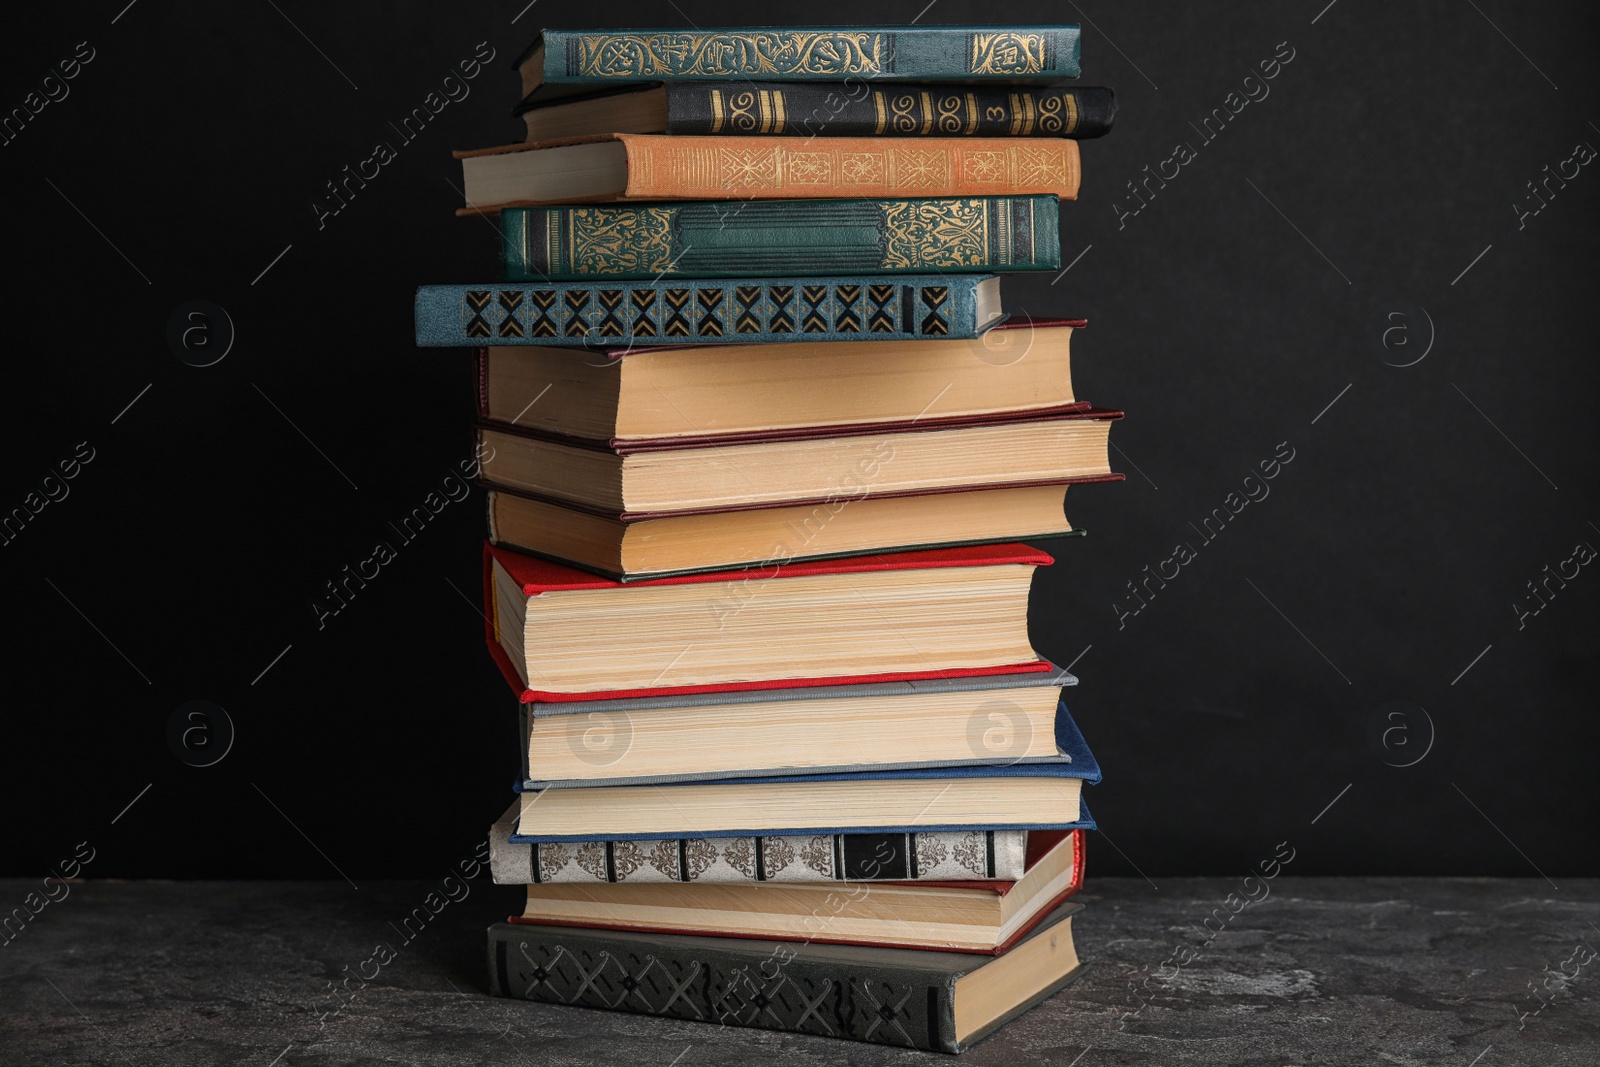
xmin=414 ymin=275 xmax=1004 ymax=346
xmin=516 ymin=26 xmax=1081 ymax=101
xmin=502 ymin=197 xmax=1060 ymax=280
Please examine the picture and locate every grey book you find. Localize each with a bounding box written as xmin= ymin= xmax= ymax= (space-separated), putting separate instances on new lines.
xmin=486 ymin=902 xmax=1085 ymax=1054
xmin=486 ymin=803 xmax=1087 ymax=885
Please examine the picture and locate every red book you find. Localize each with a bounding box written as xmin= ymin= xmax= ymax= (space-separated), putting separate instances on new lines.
xmin=483 ymin=541 xmax=1054 ymax=702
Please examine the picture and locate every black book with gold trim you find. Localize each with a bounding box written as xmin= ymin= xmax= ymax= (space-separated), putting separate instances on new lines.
xmin=516 ymin=82 xmax=1115 ymax=143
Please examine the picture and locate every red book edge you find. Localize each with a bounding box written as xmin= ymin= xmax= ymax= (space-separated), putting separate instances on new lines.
xmin=503 ymin=830 xmax=1085 ymax=956
xmin=482 ymin=541 xmax=1055 ymax=702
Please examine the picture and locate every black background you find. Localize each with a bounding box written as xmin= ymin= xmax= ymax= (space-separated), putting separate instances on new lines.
xmin=2 ymin=0 xmax=1596 ymax=882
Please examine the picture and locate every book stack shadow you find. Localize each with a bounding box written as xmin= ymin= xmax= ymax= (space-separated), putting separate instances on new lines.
xmin=413 ymin=23 xmax=1122 ymax=1054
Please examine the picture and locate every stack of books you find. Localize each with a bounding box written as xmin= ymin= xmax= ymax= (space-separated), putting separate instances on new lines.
xmin=414 ymin=23 xmax=1122 ymax=1054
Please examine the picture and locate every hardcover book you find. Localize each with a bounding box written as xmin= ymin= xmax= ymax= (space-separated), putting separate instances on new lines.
xmin=472 ymin=406 xmax=1121 ymax=515
xmin=516 ymin=83 xmax=1116 ymax=143
xmin=482 ymin=541 xmax=1056 ymax=701
xmin=517 ymin=668 xmax=1077 ymax=788
xmin=486 ymin=902 xmax=1086 ymax=1053
xmin=501 ymin=196 xmax=1061 ymax=280
xmin=454 ymin=135 xmax=1081 ymax=214
xmin=489 ymin=802 xmax=1084 ymax=884
xmin=510 ymin=813 xmax=1087 ymax=952
xmin=415 ymin=275 xmax=1003 ymax=347
xmin=515 ymin=26 xmax=1083 ymax=99
xmin=474 ymin=318 xmax=1087 ymax=441
xmin=485 ymin=482 xmax=1107 ymax=582
xmin=510 ymin=709 xmax=1101 ymax=841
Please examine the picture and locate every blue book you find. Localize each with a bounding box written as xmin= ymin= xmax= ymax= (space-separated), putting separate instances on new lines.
xmin=517 ymin=26 xmax=1082 ymax=101
xmin=510 ymin=702 xmax=1099 ymax=843
xmin=413 ymin=275 xmax=1003 ymax=347
xmin=521 ymin=669 xmax=1079 ymax=790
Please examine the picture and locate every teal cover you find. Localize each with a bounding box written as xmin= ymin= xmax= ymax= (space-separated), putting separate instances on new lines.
xmin=502 ymin=197 xmax=1060 ymax=280
xmin=530 ymin=26 xmax=1081 ymax=84
xmin=414 ymin=276 xmax=1000 ymax=346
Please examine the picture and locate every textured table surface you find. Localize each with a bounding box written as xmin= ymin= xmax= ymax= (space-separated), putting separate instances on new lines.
xmin=2 ymin=877 xmax=1596 ymax=1065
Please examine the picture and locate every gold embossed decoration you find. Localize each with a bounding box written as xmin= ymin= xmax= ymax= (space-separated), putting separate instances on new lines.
xmin=716 ymin=146 xmax=781 ymax=187
xmin=1013 ymin=145 xmax=1070 ymax=187
xmin=968 ymin=32 xmax=1048 ymax=75
xmin=891 ymin=148 xmax=948 ymax=189
xmin=574 ymin=31 xmax=885 ymax=78
xmin=962 ymin=151 xmax=1008 ymax=184
xmin=881 ymin=199 xmax=989 ymax=269
xmin=1037 ymin=92 xmax=1079 ymax=135
xmin=568 ymin=207 xmax=675 ymax=275
xmin=839 ymin=153 xmax=884 ymax=184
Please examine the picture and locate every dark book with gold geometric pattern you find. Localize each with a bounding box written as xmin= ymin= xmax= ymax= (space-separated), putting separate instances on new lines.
xmin=502 ymin=196 xmax=1059 ymax=280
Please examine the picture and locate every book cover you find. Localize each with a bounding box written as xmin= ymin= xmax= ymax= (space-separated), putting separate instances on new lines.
xmin=522 ymin=684 xmax=1082 ymax=789
xmin=631 ymin=83 xmax=1116 ymax=139
xmin=511 ymin=705 xmax=1100 ymax=842
xmin=482 ymin=540 xmax=1056 ymax=703
xmin=416 ymin=275 xmax=1001 ymax=346
xmin=478 ymin=402 xmax=1119 ymax=453
xmin=522 ymin=665 xmax=1075 ymax=718
xmin=486 ymin=901 xmax=1087 ymax=1053
xmin=522 ymin=26 xmax=1082 ymax=86
xmin=453 ymin=135 xmax=1080 ymax=207
xmin=502 ymin=196 xmax=1060 ymax=280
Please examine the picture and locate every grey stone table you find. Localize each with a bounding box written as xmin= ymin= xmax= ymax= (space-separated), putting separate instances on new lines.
xmin=2 ymin=878 xmax=1596 ymax=1065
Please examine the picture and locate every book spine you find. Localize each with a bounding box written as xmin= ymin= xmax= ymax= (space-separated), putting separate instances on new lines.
xmin=664 ymin=84 xmax=1116 ymax=139
xmin=415 ymin=276 xmax=991 ymax=346
xmin=619 ymin=134 xmax=1079 ymax=200
xmin=486 ymin=921 xmax=957 ymax=1051
xmin=503 ymin=197 xmax=1060 ymax=280
xmin=491 ymin=827 xmax=1028 ymax=885
xmin=541 ymin=26 xmax=1079 ymax=83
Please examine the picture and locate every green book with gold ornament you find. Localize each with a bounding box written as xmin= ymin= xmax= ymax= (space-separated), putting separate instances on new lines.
xmin=501 ymin=196 xmax=1061 ymax=281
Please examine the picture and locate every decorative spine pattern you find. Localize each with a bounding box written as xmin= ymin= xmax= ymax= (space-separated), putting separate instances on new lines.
xmin=416 ymin=276 xmax=989 ymax=346
xmin=502 ymin=197 xmax=1058 ymax=280
xmin=617 ymin=135 xmax=1080 ymax=200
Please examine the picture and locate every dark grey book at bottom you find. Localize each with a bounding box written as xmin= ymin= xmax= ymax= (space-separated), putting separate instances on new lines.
xmin=486 ymin=902 xmax=1084 ymax=1054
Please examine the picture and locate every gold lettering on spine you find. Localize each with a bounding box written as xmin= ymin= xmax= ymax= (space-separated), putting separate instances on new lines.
xmin=710 ymin=90 xmax=725 ymax=133
xmin=994 ymin=201 xmax=1009 ymax=265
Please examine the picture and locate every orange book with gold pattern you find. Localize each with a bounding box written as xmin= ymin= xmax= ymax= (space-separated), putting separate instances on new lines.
xmin=455 ymin=134 xmax=1079 ymax=214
